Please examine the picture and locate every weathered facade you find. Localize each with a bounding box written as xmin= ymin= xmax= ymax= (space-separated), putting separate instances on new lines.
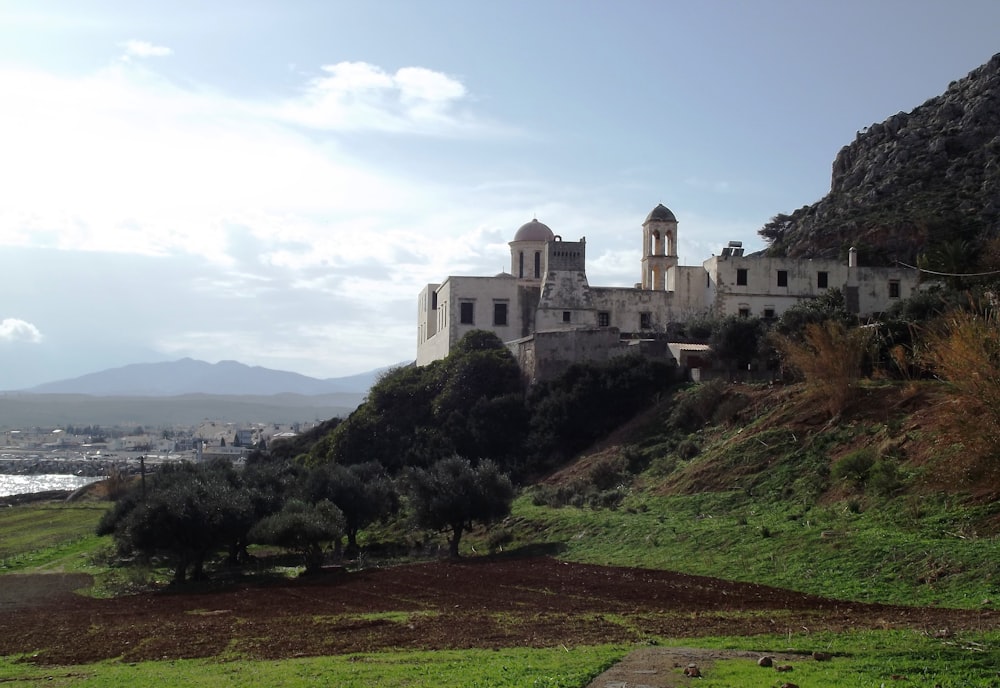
xmin=416 ymin=204 xmax=921 ymax=382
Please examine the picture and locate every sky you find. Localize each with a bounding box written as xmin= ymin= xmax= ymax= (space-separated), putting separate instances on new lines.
xmin=1 ymin=1 xmax=999 ymax=390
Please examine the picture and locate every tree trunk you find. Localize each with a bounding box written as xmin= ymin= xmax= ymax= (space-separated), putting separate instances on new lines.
xmin=448 ymin=524 xmax=463 ymax=558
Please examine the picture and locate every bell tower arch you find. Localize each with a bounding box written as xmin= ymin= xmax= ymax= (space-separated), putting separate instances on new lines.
xmin=641 ymin=203 xmax=679 ymax=290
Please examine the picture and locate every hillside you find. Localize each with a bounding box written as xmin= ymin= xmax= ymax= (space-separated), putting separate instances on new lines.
xmin=517 ymin=378 xmax=1000 ymax=608
xmin=760 ymin=52 xmax=1000 ymax=264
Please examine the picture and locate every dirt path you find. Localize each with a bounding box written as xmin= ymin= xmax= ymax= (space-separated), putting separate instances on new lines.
xmin=1 ymin=557 xmax=996 ymax=666
xmin=586 ymin=648 xmax=808 ymax=688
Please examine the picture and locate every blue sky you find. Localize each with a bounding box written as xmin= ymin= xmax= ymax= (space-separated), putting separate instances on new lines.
xmin=1 ymin=1 xmax=998 ymax=389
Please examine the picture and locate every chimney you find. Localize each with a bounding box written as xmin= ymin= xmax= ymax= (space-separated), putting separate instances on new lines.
xmin=848 ymin=246 xmax=857 ymax=268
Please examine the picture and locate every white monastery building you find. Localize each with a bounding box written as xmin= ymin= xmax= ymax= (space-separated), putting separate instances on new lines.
xmin=417 ymin=204 xmax=920 ymax=381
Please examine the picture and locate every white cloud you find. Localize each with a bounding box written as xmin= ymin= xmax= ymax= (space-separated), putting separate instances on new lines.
xmin=0 ymin=319 xmax=43 ymax=343
xmin=277 ymin=61 xmax=482 ymax=135
xmin=121 ymin=40 xmax=172 ymax=60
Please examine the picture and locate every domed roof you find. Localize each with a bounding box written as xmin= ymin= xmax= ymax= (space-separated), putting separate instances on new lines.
xmin=513 ymin=218 xmax=554 ymax=242
xmin=644 ymin=203 xmax=677 ymax=224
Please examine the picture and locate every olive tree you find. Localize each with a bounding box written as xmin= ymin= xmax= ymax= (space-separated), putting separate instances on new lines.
xmin=404 ymin=456 xmax=514 ymax=558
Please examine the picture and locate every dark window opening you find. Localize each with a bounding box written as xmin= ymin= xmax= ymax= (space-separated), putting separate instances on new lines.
xmin=817 ymin=271 xmax=828 ymax=289
xmin=518 ymin=252 xmax=524 ymax=278
xmin=777 ymin=270 xmax=788 ymax=287
xmin=736 ymin=268 xmax=748 ymax=286
xmin=460 ymin=302 xmax=474 ymax=324
xmin=562 ymin=311 xmax=571 ymax=323
xmin=763 ymin=307 xmax=775 ymax=319
xmin=889 ymin=281 xmax=900 ymax=298
xmin=494 ymin=303 xmax=508 ymax=326
xmin=738 ymin=307 xmax=750 ymax=318
xmin=431 ymin=291 xmax=437 ymax=310
xmin=598 ymin=311 xmax=610 ymax=327
xmin=534 ymin=251 xmax=541 ymax=279
xmin=640 ymin=312 xmax=652 ymax=329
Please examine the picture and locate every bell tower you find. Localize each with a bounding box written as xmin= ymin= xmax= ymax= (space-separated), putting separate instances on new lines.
xmin=641 ymin=203 xmax=678 ymax=290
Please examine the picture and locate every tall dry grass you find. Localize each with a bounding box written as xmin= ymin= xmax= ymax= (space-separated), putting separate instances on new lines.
xmin=773 ymin=320 xmax=873 ymax=419
xmin=918 ymin=307 xmax=1000 ymax=469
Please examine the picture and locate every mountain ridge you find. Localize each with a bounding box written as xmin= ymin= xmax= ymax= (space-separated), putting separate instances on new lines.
xmin=23 ymin=358 xmax=404 ymax=397
xmin=759 ymin=52 xmax=1000 ymax=265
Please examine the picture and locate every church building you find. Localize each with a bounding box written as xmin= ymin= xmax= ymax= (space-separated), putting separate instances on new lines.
xmin=417 ymin=204 xmax=920 ymax=381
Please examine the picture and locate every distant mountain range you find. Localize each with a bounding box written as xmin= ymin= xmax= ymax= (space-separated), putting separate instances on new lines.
xmin=23 ymin=358 xmax=402 ymax=397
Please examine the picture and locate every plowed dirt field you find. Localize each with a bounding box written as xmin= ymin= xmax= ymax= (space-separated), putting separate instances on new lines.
xmin=2 ymin=557 xmax=996 ymax=665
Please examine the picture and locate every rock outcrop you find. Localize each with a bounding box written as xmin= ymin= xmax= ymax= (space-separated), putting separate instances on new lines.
xmin=760 ymin=53 xmax=1000 ymax=265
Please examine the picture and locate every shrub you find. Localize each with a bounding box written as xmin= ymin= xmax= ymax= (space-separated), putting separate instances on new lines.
xmin=918 ymin=307 xmax=1000 ymax=469
xmin=773 ymin=320 xmax=874 ymax=418
xmin=588 ymin=457 xmax=628 ymax=491
xmin=676 ymin=438 xmax=700 ymax=460
xmin=832 ymin=448 xmax=876 ymax=486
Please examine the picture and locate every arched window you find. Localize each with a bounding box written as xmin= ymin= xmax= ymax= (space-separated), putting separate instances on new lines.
xmin=534 ymin=251 xmax=541 ymax=278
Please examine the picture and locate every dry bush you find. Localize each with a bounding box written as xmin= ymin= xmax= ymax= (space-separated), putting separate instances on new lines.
xmin=773 ymin=320 xmax=873 ymax=418
xmin=918 ymin=307 xmax=1000 ymax=465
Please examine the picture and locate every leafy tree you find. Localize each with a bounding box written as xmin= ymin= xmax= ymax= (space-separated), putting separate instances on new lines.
xmin=709 ymin=315 xmax=767 ymax=370
xmin=235 ymin=458 xmax=308 ymax=563
xmin=771 ymin=288 xmax=853 ymax=343
xmin=758 ymin=212 xmax=794 ymax=253
xmin=305 ymin=461 xmax=398 ymax=555
xmin=404 ymin=456 xmax=514 ymax=558
xmin=97 ymin=460 xmax=253 ymax=583
xmin=433 ymin=331 xmax=525 ymax=465
xmin=526 ymin=355 xmax=673 ymax=469
xmin=324 ymin=331 xmax=526 ymax=474
xmin=249 ymin=499 xmax=345 ymax=574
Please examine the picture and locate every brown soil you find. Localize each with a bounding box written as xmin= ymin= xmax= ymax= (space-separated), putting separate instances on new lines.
xmin=2 ymin=557 xmax=996 ymax=666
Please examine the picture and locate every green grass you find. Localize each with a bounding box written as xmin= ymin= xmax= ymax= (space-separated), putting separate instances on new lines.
xmin=658 ymin=629 xmax=1000 ymax=687
xmin=0 ymin=502 xmax=109 ymax=572
xmin=2 ymin=632 xmax=997 ymax=687
xmin=0 ymin=646 xmax=625 ymax=687
xmin=504 ymin=490 xmax=1000 ymax=608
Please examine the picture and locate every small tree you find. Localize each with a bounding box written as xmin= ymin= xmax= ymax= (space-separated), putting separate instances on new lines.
xmin=306 ymin=461 xmax=398 ymax=556
xmin=249 ymin=499 xmax=345 ymax=573
xmin=404 ymin=456 xmax=514 ymax=558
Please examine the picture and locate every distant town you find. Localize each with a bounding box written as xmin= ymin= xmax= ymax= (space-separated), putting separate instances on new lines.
xmin=0 ymin=420 xmax=322 ymax=477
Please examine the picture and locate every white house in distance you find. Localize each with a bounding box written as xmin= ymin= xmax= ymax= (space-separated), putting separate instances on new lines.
xmin=417 ymin=203 xmax=920 ymax=381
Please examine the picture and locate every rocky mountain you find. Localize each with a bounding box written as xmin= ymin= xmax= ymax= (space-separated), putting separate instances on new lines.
xmin=25 ymin=358 xmax=399 ymax=397
xmin=760 ymin=53 xmax=1000 ymax=266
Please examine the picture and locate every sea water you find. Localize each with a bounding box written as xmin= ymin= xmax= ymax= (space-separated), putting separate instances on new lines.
xmin=0 ymin=474 xmax=103 ymax=498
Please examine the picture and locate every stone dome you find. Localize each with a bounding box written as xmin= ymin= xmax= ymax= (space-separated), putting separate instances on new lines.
xmin=644 ymin=204 xmax=677 ymax=224
xmin=513 ymin=218 xmax=555 ymax=242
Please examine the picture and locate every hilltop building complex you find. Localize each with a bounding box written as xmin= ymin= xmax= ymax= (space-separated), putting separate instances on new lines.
xmin=417 ymin=204 xmax=919 ymax=381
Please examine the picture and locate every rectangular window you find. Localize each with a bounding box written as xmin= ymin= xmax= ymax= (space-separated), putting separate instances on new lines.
xmin=640 ymin=312 xmax=652 ymax=329
xmin=460 ymin=301 xmax=474 ymax=324
xmin=817 ymin=271 xmax=828 ymax=289
xmin=738 ymin=306 xmax=750 ymax=318
xmin=493 ymin=302 xmax=508 ymax=326
xmin=736 ymin=268 xmax=748 ymax=286
xmin=598 ymin=311 xmax=610 ymax=327
xmin=562 ymin=311 xmax=571 ymax=323
xmin=777 ymin=270 xmax=788 ymax=287
xmin=889 ymin=280 xmax=900 ymax=298
xmin=763 ymin=307 xmax=775 ymax=319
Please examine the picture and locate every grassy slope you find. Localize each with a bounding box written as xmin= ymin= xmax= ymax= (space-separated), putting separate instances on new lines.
xmin=494 ymin=380 xmax=1000 ymax=609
